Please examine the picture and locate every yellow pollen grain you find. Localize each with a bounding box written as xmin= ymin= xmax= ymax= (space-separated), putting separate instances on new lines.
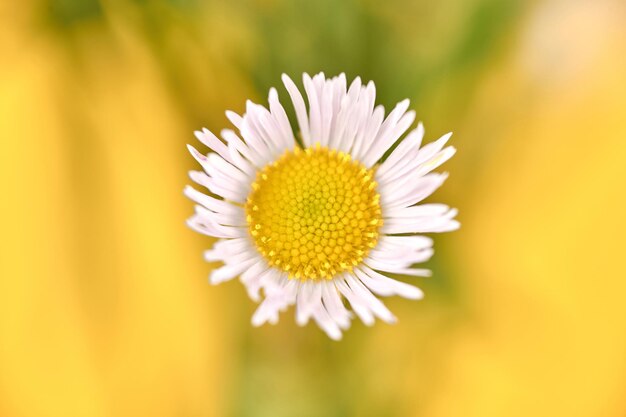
xmin=245 ymin=145 xmax=383 ymax=281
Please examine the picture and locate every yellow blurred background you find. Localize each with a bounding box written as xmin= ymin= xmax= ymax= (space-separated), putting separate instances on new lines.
xmin=1 ymin=0 xmax=626 ymax=416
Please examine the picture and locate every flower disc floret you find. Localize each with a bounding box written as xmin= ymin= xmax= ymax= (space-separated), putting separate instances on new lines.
xmin=246 ymin=145 xmax=382 ymax=280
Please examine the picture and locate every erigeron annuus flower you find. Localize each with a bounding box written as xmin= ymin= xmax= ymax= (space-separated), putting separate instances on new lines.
xmin=185 ymin=72 xmax=459 ymax=340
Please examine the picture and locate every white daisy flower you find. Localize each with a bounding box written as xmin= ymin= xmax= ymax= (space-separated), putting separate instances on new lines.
xmin=185 ymin=72 xmax=459 ymax=340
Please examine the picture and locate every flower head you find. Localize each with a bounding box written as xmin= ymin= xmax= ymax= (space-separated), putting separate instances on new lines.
xmin=185 ymin=73 xmax=459 ymax=340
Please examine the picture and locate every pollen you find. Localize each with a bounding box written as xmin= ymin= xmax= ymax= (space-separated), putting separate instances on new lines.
xmin=245 ymin=145 xmax=383 ymax=281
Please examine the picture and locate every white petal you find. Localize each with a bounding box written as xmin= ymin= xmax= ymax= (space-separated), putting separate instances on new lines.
xmin=365 ymin=248 xmax=434 ymax=271
xmin=413 ymin=146 xmax=457 ymax=178
xmin=245 ymin=100 xmax=284 ymax=155
xmin=363 ymin=108 xmax=415 ymax=168
xmin=380 ymin=173 xmax=449 ymax=209
xmin=204 ymin=237 xmax=251 ymax=261
xmin=225 ymin=110 xmax=243 ymax=130
xmin=333 ymin=85 xmax=363 ymax=152
xmin=183 ymin=185 xmax=240 ymax=216
xmin=251 ymin=275 xmax=298 ymax=327
xmin=193 ymin=129 xmax=234 ymax=164
xmin=186 ymin=214 xmax=236 ymax=239
xmin=377 ymin=122 xmax=425 ymax=180
xmin=382 ymin=208 xmax=459 ymax=234
xmin=311 ymin=300 xmax=342 ymax=340
xmin=282 ymin=73 xmax=311 ymax=146
xmin=382 ymin=133 xmax=454 ymax=186
xmin=321 ymin=281 xmax=351 ymax=329
xmin=194 ymin=204 xmax=245 ymax=227
xmin=335 ymin=277 xmax=375 ymax=326
xmin=296 ymin=280 xmax=322 ymax=326
xmin=185 ymin=217 xmax=218 ymax=237
xmin=351 ymin=105 xmax=384 ymax=159
xmin=359 ymin=99 xmax=411 ymax=167
xmin=227 ymin=141 xmax=256 ymax=177
xmin=344 ymin=274 xmax=396 ymax=324
xmin=327 ymin=73 xmax=347 ymax=146
xmin=239 ymin=116 xmax=273 ymax=166
xmin=384 ymin=203 xmax=451 ymax=219
xmin=220 ymin=129 xmax=264 ymax=168
xmin=303 ymin=73 xmax=322 ymax=145
xmin=377 ymin=235 xmax=434 ymax=252
xmin=189 ymin=170 xmax=245 ymax=203
xmin=204 ymin=154 xmax=250 ymax=190
xmin=319 ymin=79 xmax=334 ymax=147
xmin=355 ymin=266 xmax=424 ymax=300
xmin=414 ymin=132 xmax=453 ymax=167
xmin=268 ymin=87 xmax=296 ymax=150
xmin=295 ymin=280 xmax=343 ymax=340
xmin=209 ymin=257 xmax=257 ymax=285
xmin=240 ymin=260 xmax=271 ymax=302
xmin=367 ymin=245 xmax=430 ymax=265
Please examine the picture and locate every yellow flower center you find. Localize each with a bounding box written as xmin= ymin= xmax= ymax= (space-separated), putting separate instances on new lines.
xmin=245 ymin=146 xmax=382 ymax=280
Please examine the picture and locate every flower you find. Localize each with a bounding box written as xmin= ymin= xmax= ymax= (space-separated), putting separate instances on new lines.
xmin=185 ymin=72 xmax=459 ymax=340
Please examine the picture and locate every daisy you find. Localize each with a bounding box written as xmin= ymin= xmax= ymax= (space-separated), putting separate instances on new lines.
xmin=185 ymin=72 xmax=459 ymax=340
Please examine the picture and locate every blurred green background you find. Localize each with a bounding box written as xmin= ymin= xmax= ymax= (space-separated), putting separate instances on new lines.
xmin=2 ymin=0 xmax=626 ymax=416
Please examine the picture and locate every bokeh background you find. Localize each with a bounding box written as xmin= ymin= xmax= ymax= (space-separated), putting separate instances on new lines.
xmin=2 ymin=0 xmax=626 ymax=416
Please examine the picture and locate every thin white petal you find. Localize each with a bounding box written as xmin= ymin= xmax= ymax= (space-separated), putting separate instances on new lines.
xmin=363 ymin=108 xmax=415 ymax=168
xmin=221 ymin=129 xmax=264 ymax=168
xmin=335 ymin=277 xmax=375 ymax=326
xmin=303 ymin=73 xmax=322 ymax=145
xmin=204 ymin=238 xmax=251 ymax=261
xmin=377 ymin=122 xmax=425 ymax=179
xmin=365 ymin=248 xmax=434 ymax=271
xmin=296 ymin=280 xmax=321 ymax=326
xmin=268 ymin=87 xmax=296 ymax=150
xmin=351 ymin=105 xmax=384 ymax=159
xmin=240 ymin=260 xmax=271 ymax=302
xmin=355 ymin=266 xmax=424 ymax=300
xmin=380 ymin=173 xmax=449 ymax=209
xmin=338 ymin=77 xmax=365 ymax=152
xmin=183 ymin=185 xmax=240 ymax=216
xmin=382 ymin=208 xmax=459 ymax=234
xmin=344 ymin=274 xmax=396 ymax=323
xmin=193 ymin=129 xmax=234 ymax=164
xmin=311 ymin=300 xmax=342 ymax=340
xmin=359 ymin=99 xmax=410 ymax=167
xmin=225 ymin=111 xmax=243 ymax=130
xmin=384 ymin=203 xmax=451 ymax=219
xmin=321 ymin=281 xmax=351 ymax=329
xmin=252 ymin=275 xmax=298 ymax=327
xmin=195 ymin=205 xmax=245 ymax=227
xmin=282 ymin=73 xmax=311 ymax=146
xmin=209 ymin=257 xmax=257 ymax=285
